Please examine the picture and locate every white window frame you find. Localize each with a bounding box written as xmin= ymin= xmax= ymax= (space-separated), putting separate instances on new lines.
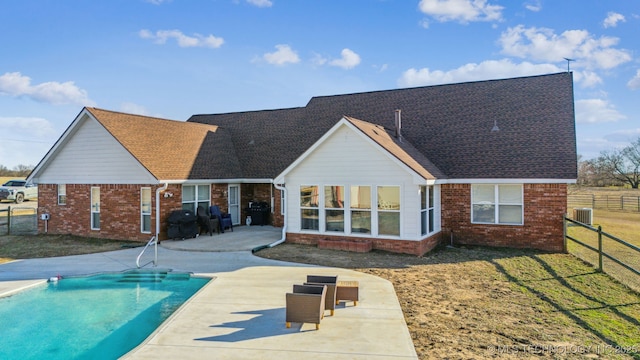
xmin=471 ymin=184 xmax=523 ymax=225
xmin=300 ymin=185 xmax=319 ymax=231
xmin=57 ymin=184 xmax=66 ymax=205
xmin=349 ymin=185 xmax=372 ymax=235
xmin=420 ymin=185 xmax=436 ymax=236
xmin=182 ymin=184 xmax=210 ymax=213
xmin=324 ymin=185 xmax=345 ymax=233
xmin=377 ymin=185 xmax=401 ymax=236
xmin=141 ymin=187 xmax=152 ymax=234
xmin=90 ymin=186 xmax=100 ymax=230
xmin=280 ymin=190 xmax=285 ymax=216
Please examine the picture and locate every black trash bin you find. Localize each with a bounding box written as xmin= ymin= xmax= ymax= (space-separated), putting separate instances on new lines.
xmin=249 ymin=202 xmax=271 ymax=226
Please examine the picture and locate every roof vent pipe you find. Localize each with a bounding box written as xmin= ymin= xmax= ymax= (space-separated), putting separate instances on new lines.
xmin=394 ymin=109 xmax=402 ymax=140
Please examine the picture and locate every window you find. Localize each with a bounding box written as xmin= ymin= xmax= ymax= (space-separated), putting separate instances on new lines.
xmin=182 ymin=185 xmax=210 ymax=213
xmin=350 ymin=185 xmax=371 ymax=234
xmin=141 ymin=187 xmax=151 ymax=233
xmin=324 ymin=185 xmax=344 ymax=232
xmin=57 ymin=184 xmax=66 ymax=205
xmin=300 ymin=185 xmax=319 ymax=230
xmin=377 ymin=186 xmax=400 ymax=236
xmin=91 ymin=187 xmax=100 ymax=230
xmin=472 ymin=184 xmax=523 ymax=225
xmin=420 ymin=185 xmax=435 ymax=235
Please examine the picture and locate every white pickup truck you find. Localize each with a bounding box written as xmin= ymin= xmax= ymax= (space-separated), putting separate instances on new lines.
xmin=0 ymin=179 xmax=38 ymax=203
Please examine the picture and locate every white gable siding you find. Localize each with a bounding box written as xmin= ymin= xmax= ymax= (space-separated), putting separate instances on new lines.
xmin=285 ymin=124 xmax=432 ymax=240
xmin=35 ymin=116 xmax=156 ymax=184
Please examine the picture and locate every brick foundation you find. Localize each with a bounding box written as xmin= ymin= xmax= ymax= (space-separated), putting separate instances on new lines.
xmin=286 ymin=232 xmax=441 ymax=256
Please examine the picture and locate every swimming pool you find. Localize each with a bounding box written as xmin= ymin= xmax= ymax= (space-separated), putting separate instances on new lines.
xmin=0 ymin=269 xmax=211 ymax=360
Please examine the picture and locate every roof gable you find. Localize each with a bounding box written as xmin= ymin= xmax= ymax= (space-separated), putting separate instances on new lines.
xmin=275 ymin=117 xmax=441 ymax=184
xmin=343 ymin=116 xmax=446 ymax=180
xmin=86 ymin=108 xmax=238 ymax=180
xmin=28 ymin=111 xmax=157 ymax=184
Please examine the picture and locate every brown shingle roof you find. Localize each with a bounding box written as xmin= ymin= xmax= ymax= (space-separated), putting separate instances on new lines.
xmin=190 ymin=72 xmax=577 ymax=180
xmin=86 ymin=107 xmax=240 ymax=180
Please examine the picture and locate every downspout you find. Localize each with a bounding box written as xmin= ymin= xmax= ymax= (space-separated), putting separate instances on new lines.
xmin=155 ymin=183 xmax=169 ymax=262
xmin=252 ymin=182 xmax=286 ymax=253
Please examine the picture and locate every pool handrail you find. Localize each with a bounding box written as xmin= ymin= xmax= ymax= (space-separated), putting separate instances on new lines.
xmin=136 ymin=236 xmax=157 ymax=268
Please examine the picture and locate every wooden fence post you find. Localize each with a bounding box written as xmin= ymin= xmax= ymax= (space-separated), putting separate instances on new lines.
xmin=7 ymin=205 xmax=10 ymax=236
xmin=597 ymin=225 xmax=603 ymax=272
xmin=563 ymin=214 xmax=568 ymax=252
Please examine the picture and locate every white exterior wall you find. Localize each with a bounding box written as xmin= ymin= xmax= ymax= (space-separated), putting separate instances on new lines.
xmin=35 ymin=115 xmax=156 ymax=184
xmin=284 ymin=124 xmax=439 ymax=240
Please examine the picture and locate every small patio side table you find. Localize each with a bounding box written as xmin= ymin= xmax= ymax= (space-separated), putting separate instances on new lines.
xmin=336 ymin=280 xmax=359 ymax=306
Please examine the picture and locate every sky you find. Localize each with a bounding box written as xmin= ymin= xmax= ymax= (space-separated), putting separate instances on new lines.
xmin=1 ymin=0 xmax=639 ymax=169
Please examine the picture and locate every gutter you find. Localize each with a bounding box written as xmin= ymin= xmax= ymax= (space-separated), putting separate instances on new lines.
xmin=252 ymin=182 xmax=287 ymax=253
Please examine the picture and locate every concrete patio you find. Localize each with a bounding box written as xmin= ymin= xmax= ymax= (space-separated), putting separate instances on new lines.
xmin=0 ymin=226 xmax=418 ymax=359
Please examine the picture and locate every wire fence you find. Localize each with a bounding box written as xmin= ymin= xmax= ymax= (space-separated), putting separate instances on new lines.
xmin=564 ymin=216 xmax=640 ymax=293
xmin=0 ymin=206 xmax=38 ymax=236
xmin=568 ymin=194 xmax=640 ymax=212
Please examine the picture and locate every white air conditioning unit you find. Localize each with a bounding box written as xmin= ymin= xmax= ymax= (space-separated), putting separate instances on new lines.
xmin=573 ymin=208 xmax=592 ymax=225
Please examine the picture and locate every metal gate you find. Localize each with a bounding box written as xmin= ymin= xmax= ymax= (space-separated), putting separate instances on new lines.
xmin=0 ymin=206 xmax=38 ymax=235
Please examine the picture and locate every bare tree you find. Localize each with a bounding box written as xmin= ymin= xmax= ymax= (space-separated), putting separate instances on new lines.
xmin=0 ymin=164 xmax=34 ymax=177
xmin=593 ymin=137 xmax=640 ymax=189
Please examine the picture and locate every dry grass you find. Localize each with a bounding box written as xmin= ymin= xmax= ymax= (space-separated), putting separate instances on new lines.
xmin=258 ymin=244 xmax=640 ymax=359
xmin=569 ymin=185 xmax=640 ymax=197
xmin=0 ymin=234 xmax=140 ymax=264
xmin=0 ymin=177 xmax=22 ymax=184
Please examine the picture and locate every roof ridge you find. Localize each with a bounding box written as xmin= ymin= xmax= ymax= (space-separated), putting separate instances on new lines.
xmin=190 ymin=106 xmax=305 ymax=118
xmin=306 ymin=72 xmax=570 ymax=103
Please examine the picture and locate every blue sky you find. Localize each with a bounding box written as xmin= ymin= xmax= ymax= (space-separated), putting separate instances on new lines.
xmin=1 ymin=0 xmax=638 ymax=169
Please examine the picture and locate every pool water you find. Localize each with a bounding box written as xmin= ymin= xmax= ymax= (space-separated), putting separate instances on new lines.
xmin=0 ymin=270 xmax=210 ymax=360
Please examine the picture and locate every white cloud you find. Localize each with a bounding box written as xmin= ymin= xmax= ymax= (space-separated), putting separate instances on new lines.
xmin=418 ymin=0 xmax=503 ymax=23
xmin=498 ymin=25 xmax=632 ymax=70
xmin=573 ymin=70 xmax=603 ymax=88
xmin=575 ymin=99 xmax=626 ymax=124
xmin=139 ymin=29 xmax=224 ymax=48
xmin=120 ymin=102 xmax=151 ymax=116
xmin=0 ymin=72 xmax=95 ymax=106
xmin=603 ymin=12 xmax=625 ymax=28
xmin=0 ymin=116 xmax=56 ymax=138
xmin=524 ymin=1 xmax=541 ymax=12
xmin=311 ymin=53 xmax=328 ymax=66
xmin=145 ymin=0 xmax=171 ymax=4
xmin=398 ymin=59 xmax=560 ymax=87
xmin=603 ymin=128 xmax=640 ymax=143
xmin=627 ymin=69 xmax=640 ymax=90
xmin=263 ymin=44 xmax=300 ymax=66
xmin=246 ymin=0 xmax=272 ymax=7
xmin=0 ymin=116 xmax=57 ymax=167
xmin=329 ymin=49 xmax=361 ymax=69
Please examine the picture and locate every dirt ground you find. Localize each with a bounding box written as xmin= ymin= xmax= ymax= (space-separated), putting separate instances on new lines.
xmin=256 ymin=243 xmax=640 ymax=360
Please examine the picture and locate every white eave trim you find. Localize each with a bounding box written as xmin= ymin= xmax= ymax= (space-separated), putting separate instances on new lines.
xmin=158 ymin=178 xmax=274 ymax=184
xmin=438 ymin=178 xmax=576 ymax=184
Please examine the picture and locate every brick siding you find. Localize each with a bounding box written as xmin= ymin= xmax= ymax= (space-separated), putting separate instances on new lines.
xmin=37 ymin=182 xmax=567 ymax=253
xmin=37 ymin=184 xmax=185 ymax=242
xmin=440 ymin=183 xmax=567 ymax=252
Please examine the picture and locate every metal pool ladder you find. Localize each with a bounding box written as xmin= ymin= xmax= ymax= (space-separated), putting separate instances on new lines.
xmin=136 ymin=236 xmax=158 ymax=268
